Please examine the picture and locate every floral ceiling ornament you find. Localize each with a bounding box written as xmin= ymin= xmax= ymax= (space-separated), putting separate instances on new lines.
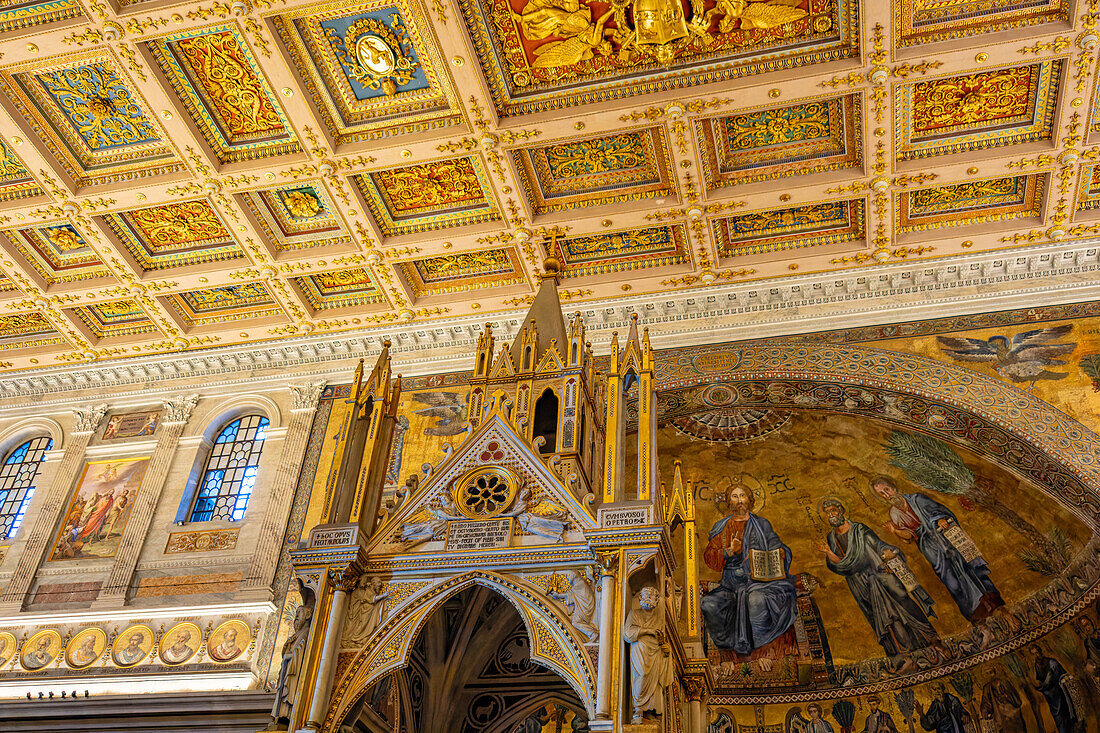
xmin=325 ymin=16 xmax=419 ymax=96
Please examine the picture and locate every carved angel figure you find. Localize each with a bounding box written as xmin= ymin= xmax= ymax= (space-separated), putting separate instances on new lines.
xmin=705 ymin=0 xmax=807 ymax=33
xmin=530 ymin=8 xmax=616 ymax=68
xmin=343 ymin=577 xmax=391 ymax=647
xmin=400 ymin=495 xmax=460 ymax=547
xmin=550 ymin=569 xmax=599 ymax=641
xmin=503 ymin=487 xmax=570 ymax=542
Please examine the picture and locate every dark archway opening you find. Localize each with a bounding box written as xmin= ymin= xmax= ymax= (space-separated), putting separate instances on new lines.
xmin=532 ymin=390 xmax=559 ymax=455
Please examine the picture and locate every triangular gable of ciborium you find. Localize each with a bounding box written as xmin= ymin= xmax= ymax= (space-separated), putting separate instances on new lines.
xmin=368 ymin=409 xmax=596 ymax=555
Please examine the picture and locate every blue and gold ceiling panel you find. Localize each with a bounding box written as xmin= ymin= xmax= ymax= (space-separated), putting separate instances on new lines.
xmin=549 ymin=224 xmax=689 ymax=279
xmin=460 ymin=0 xmax=855 ymax=117
xmin=353 ymin=155 xmax=500 ymax=237
xmin=0 ymin=0 xmax=85 ymax=35
xmin=146 ymin=26 xmax=301 ymax=165
xmin=5 ymin=223 xmax=110 ymax=285
xmin=164 ymin=282 xmax=283 ymax=328
xmin=513 ymin=127 xmax=676 ymax=215
xmin=0 ymin=139 xmax=41 ymax=202
xmin=102 ymin=200 xmax=244 ymax=272
xmin=69 ymin=299 xmax=157 ymax=340
xmin=696 ymin=95 xmax=862 ymax=190
xmin=0 ymin=312 xmax=63 ymax=350
xmin=898 ymin=174 xmax=1045 ymax=234
xmin=896 ymin=61 xmax=1060 ymax=162
xmin=894 ymin=0 xmax=1066 ymax=47
xmin=238 ymin=182 xmax=353 ymax=254
xmin=293 ymin=267 xmax=385 ymax=310
xmin=396 ymin=247 xmax=524 ymax=297
xmin=274 ymin=0 xmax=461 ymax=145
xmin=712 ymin=199 xmax=866 ymax=259
xmin=0 ymin=52 xmax=183 ymax=189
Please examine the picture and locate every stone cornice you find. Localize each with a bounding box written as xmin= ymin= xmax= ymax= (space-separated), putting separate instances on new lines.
xmin=0 ymin=240 xmax=1098 ymax=405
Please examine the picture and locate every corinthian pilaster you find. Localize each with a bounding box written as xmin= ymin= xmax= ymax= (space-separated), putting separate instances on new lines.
xmin=241 ymin=381 xmax=326 ymax=594
xmin=0 ymin=404 xmax=108 ymax=613
xmin=95 ymin=395 xmax=199 ymax=606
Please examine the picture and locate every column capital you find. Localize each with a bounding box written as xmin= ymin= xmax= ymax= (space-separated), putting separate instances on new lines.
xmin=161 ymin=394 xmax=200 ymax=425
xmin=72 ymin=403 xmax=108 ymax=435
xmin=289 ymin=381 xmax=327 ymax=412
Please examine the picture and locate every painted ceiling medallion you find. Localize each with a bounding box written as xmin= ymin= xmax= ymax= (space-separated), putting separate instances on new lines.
xmin=102 ymin=200 xmax=243 ymax=272
xmin=274 ymin=0 xmax=461 ymax=144
xmin=713 ymin=198 xmax=865 ymax=259
xmin=894 ymin=0 xmax=1066 ymax=47
xmin=460 ymin=0 xmax=854 ymax=116
xmin=353 ymin=156 xmax=500 ymax=237
xmin=70 ymin=298 xmax=156 ymax=340
xmin=696 ymin=94 xmax=861 ymax=190
xmin=0 ymin=52 xmax=183 ymax=189
xmin=5 ymin=223 xmax=110 ymax=285
xmin=397 ymin=247 xmax=524 ymax=297
xmin=549 ymin=224 xmax=689 ymax=278
xmin=896 ymin=61 xmax=1060 ymax=162
xmin=164 ymin=282 xmax=283 ymax=328
xmin=147 ymin=26 xmax=300 ymax=164
xmin=897 ymin=174 xmax=1045 ymax=235
xmin=238 ymin=183 xmax=353 ymax=254
xmin=294 ymin=267 xmax=385 ymax=310
xmin=513 ymin=127 xmax=676 ymax=215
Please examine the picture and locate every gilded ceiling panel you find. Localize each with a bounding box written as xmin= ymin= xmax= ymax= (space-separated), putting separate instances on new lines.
xmin=1075 ymin=164 xmax=1100 ymax=212
xmin=353 ymin=155 xmax=500 ymax=237
xmin=893 ymin=0 xmax=1066 ymax=47
xmin=0 ymin=0 xmax=85 ymax=35
xmin=294 ymin=267 xmax=385 ymax=310
xmin=712 ymin=199 xmax=865 ymax=258
xmin=5 ymin=223 xmax=110 ymax=285
xmin=549 ymin=224 xmax=689 ymax=278
xmin=102 ymin=200 xmax=244 ymax=272
xmin=146 ymin=26 xmax=301 ymax=164
xmin=0 ymin=52 xmax=183 ymax=188
xmin=69 ymin=298 xmax=156 ymax=340
xmin=164 ymin=282 xmax=283 ymax=327
xmin=274 ymin=0 xmax=461 ymax=145
xmin=0 ymin=138 xmax=40 ymax=202
xmin=238 ymin=182 xmax=353 ymax=254
xmin=460 ymin=0 xmax=856 ymax=116
xmin=696 ymin=94 xmax=861 ymax=190
xmin=397 ymin=247 xmax=524 ymax=296
xmin=513 ymin=127 xmax=675 ymax=215
xmin=896 ymin=61 xmax=1060 ymax=161
xmin=0 ymin=312 xmax=62 ymax=350
xmin=897 ymin=174 xmax=1045 ymax=234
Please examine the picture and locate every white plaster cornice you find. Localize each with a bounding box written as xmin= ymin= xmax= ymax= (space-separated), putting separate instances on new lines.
xmin=1 ymin=240 xmax=1098 ymax=404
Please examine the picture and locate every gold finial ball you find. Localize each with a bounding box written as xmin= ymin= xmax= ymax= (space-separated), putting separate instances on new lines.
xmin=542 ymin=257 xmax=560 ymax=276
xmin=382 ymin=339 xmax=392 ymax=348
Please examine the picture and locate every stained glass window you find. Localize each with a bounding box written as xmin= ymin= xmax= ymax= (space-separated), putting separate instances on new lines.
xmin=189 ymin=415 xmax=268 ymax=522
xmin=0 ymin=436 xmax=52 ymax=540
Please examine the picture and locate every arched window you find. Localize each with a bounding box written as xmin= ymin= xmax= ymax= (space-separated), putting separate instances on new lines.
xmin=190 ymin=415 xmax=269 ymax=522
xmin=532 ymin=389 xmax=558 ymax=455
xmin=0 ymin=436 xmax=52 ymax=540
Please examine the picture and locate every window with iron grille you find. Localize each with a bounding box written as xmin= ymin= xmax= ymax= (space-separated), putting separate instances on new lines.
xmin=0 ymin=436 xmax=53 ymax=540
xmin=189 ymin=415 xmax=269 ymax=522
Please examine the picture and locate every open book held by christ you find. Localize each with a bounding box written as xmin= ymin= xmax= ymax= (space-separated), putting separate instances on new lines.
xmin=749 ymin=548 xmax=786 ymax=582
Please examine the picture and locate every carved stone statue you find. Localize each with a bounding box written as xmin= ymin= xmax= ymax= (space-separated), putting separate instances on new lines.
xmin=400 ymin=494 xmax=460 ymax=547
xmin=343 ymin=577 xmax=391 ymax=647
xmin=268 ymin=580 xmax=316 ymax=730
xmin=551 ymin=569 xmax=599 ymax=642
xmin=503 ymin=487 xmax=570 ymax=543
xmin=622 ymin=586 xmax=673 ymax=723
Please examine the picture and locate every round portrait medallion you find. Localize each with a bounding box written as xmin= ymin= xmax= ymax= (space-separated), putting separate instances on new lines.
xmin=0 ymin=631 xmax=17 ymax=669
xmin=66 ymin=627 xmax=107 ymax=669
xmin=20 ymin=629 xmax=62 ymax=671
xmin=207 ymin=619 xmax=250 ymax=663
xmin=112 ymin=624 xmax=154 ymax=668
xmin=159 ymin=621 xmax=201 ymax=666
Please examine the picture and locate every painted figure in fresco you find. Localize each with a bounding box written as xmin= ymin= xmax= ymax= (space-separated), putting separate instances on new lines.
xmin=162 ymin=629 xmax=195 ymax=665
xmin=343 ymin=577 xmax=391 ymax=647
xmin=210 ymin=627 xmax=244 ymax=662
xmin=1030 ymin=644 xmax=1081 ymax=733
xmin=816 ymin=499 xmax=943 ymax=673
xmin=979 ymin=675 xmax=1026 ymax=733
xmin=872 ymin=476 xmax=1005 ymax=625
xmin=700 ymin=484 xmax=797 ymax=655
xmin=550 ymin=569 xmax=599 ymax=642
xmin=270 ymin=582 xmax=315 ymax=730
xmin=103 ymin=489 xmax=130 ymax=538
xmin=22 ymin=638 xmax=54 ymax=670
xmin=936 ymin=325 xmax=1077 ymax=388
xmin=916 ymin=683 xmax=969 ymax=733
xmin=1077 ymin=615 xmax=1100 ymax=686
xmin=115 ymin=632 xmax=147 ymax=666
xmin=802 ymin=703 xmax=834 ymax=733
xmin=70 ymin=635 xmax=98 ymax=668
xmin=78 ymin=487 xmax=116 ymax=542
xmin=862 ymin=696 xmax=898 ymax=733
xmin=622 ymin=586 xmax=672 ymax=723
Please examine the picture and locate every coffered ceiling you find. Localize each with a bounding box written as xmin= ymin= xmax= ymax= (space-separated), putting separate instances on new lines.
xmin=0 ymin=0 xmax=1089 ymax=372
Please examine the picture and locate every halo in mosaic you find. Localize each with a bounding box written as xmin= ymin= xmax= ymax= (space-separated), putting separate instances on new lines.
xmin=896 ymin=61 xmax=1060 ymax=162
xmin=897 ymin=174 xmax=1045 ymax=234
xmin=70 ymin=299 xmax=156 ymax=340
xmin=0 ymin=52 xmax=182 ymax=188
xmin=146 ymin=26 xmax=300 ymax=164
xmin=696 ymin=95 xmax=862 ymax=190
xmin=513 ymin=127 xmax=676 ymax=215
xmin=0 ymin=0 xmax=84 ymax=34
xmin=460 ymin=0 xmax=856 ymax=117
xmin=6 ymin=223 xmax=110 ymax=285
xmin=0 ymin=312 xmax=62 ymax=350
xmin=397 ymin=248 xmax=524 ymax=296
xmin=294 ymin=267 xmax=385 ymax=310
xmin=550 ymin=224 xmax=689 ymax=278
xmin=0 ymin=139 xmax=40 ymax=202
xmin=238 ymin=183 xmax=353 ymax=254
xmin=164 ymin=282 xmax=282 ymax=328
xmin=273 ymin=0 xmax=461 ymax=145
xmin=103 ymin=200 xmax=243 ymax=272
xmin=712 ymin=199 xmax=866 ymax=259
xmin=353 ymin=156 xmax=500 ymax=237
xmin=894 ymin=0 xmax=1066 ymax=47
